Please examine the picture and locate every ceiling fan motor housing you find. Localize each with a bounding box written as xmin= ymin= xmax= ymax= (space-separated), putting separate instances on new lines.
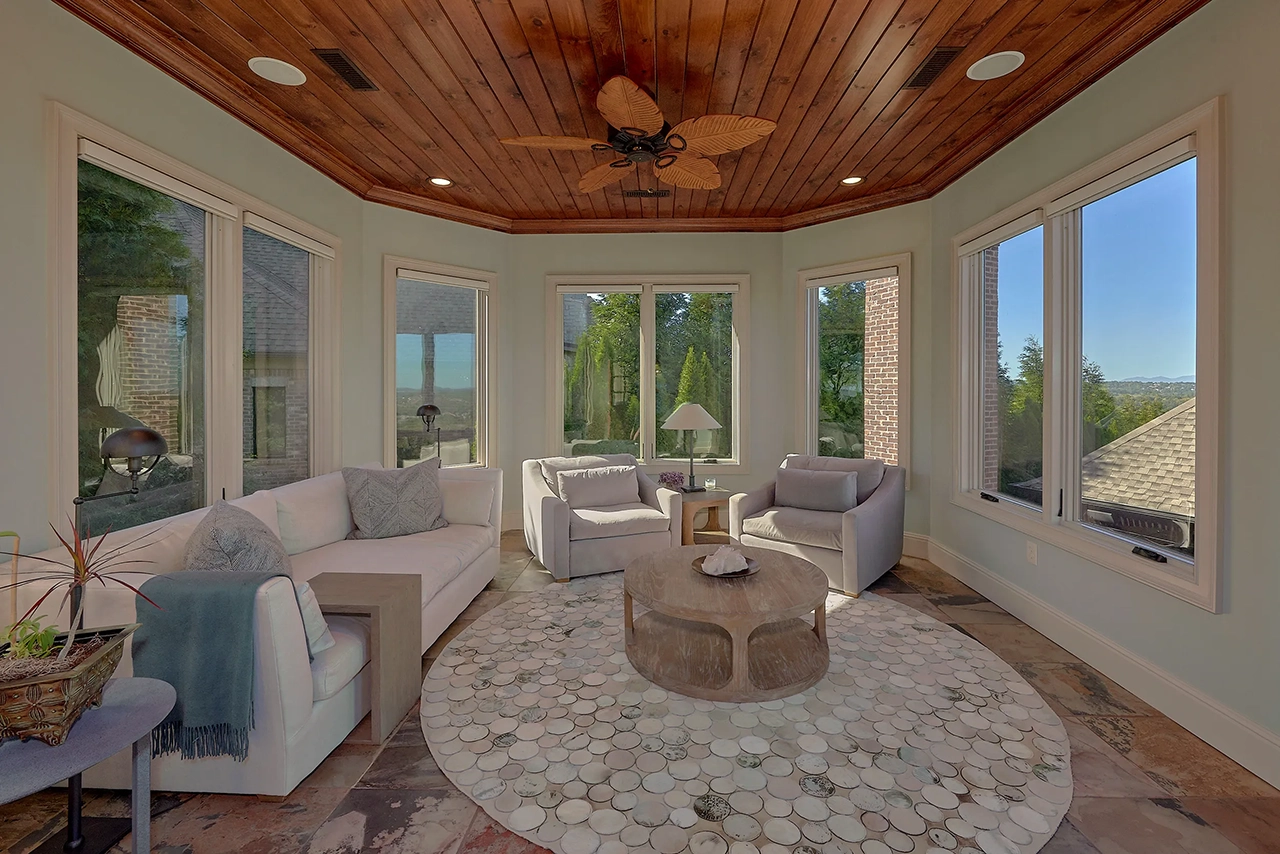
xmin=606 ymin=123 xmax=680 ymax=167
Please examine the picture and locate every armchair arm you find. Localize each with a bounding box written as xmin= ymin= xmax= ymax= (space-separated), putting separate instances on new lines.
xmin=639 ymin=472 xmax=682 ymax=547
xmin=522 ymin=461 xmax=569 ymax=580
xmin=730 ymin=481 xmax=776 ymax=541
xmin=840 ymin=466 xmax=906 ymax=593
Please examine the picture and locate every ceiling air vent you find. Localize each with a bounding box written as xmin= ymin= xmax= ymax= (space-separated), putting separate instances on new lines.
xmin=623 ymin=188 xmax=671 ymax=198
xmin=904 ymin=46 xmax=964 ymax=89
xmin=312 ymin=49 xmax=378 ymax=91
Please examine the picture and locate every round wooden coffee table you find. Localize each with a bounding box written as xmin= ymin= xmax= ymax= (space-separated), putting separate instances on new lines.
xmin=624 ymin=545 xmax=829 ymax=702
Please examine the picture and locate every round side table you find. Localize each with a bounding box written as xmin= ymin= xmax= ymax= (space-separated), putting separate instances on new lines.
xmin=0 ymin=677 xmax=176 ymax=854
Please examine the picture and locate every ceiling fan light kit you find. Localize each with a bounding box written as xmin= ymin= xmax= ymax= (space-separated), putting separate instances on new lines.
xmin=502 ymin=76 xmax=776 ymax=194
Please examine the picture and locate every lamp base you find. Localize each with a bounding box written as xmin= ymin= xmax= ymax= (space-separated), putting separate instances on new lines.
xmin=680 ymin=486 xmax=707 ymax=494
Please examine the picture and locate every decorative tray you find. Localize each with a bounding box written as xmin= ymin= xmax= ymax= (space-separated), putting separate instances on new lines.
xmin=691 ymin=556 xmax=760 ymax=578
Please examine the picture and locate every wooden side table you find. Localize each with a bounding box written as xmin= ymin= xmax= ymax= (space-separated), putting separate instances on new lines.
xmin=309 ymin=573 xmax=422 ymax=745
xmin=680 ymin=489 xmax=732 ymax=545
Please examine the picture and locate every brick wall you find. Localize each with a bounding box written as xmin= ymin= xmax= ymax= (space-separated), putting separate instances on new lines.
xmin=116 ymin=295 xmax=181 ymax=447
xmin=981 ymin=246 xmax=1001 ymax=490
xmin=863 ymin=276 xmax=899 ymax=465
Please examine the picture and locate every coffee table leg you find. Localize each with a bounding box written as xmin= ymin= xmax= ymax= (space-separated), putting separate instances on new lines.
xmin=814 ymin=603 xmax=827 ymax=643
xmin=624 ymin=590 xmax=634 ymax=643
xmin=132 ymin=733 xmax=150 ymax=854
xmin=727 ymin=626 xmax=753 ymax=697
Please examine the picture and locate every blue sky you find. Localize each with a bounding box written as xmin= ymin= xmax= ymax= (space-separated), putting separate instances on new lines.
xmin=997 ymin=158 xmax=1197 ymax=381
xmin=396 ymin=333 xmax=475 ymax=390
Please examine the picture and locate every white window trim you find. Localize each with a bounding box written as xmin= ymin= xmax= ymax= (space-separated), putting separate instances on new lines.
xmin=48 ymin=102 xmax=342 ymax=524
xmin=545 ymin=274 xmax=750 ymax=471
xmin=382 ymin=255 xmax=497 ymax=470
xmin=951 ymin=98 xmax=1222 ymax=612
xmin=794 ymin=253 xmax=912 ymax=484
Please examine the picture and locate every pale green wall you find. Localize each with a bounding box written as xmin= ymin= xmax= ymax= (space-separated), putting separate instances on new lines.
xmin=928 ymin=0 xmax=1280 ymax=734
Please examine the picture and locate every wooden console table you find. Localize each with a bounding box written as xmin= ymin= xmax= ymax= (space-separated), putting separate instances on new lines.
xmin=309 ymin=573 xmax=421 ymax=744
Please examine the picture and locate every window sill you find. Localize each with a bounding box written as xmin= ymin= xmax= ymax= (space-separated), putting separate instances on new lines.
xmin=950 ymin=492 xmax=1218 ymax=613
xmin=641 ymin=460 xmax=744 ymax=474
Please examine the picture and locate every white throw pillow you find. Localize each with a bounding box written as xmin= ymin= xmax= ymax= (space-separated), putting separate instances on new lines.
xmin=556 ymin=465 xmax=641 ymax=509
xmin=294 ymin=581 xmax=336 ymax=655
xmin=540 ymin=454 xmax=639 ymax=498
xmin=273 ymin=464 xmax=381 ymax=555
xmin=441 ymin=478 xmax=495 ymax=526
xmin=775 ymin=467 xmax=858 ymax=513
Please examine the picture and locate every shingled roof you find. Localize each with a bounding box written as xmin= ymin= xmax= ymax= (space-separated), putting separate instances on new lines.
xmin=1080 ymin=398 xmax=1196 ymax=517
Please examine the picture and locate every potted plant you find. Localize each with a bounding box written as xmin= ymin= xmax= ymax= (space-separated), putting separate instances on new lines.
xmin=0 ymin=520 xmax=159 ymax=745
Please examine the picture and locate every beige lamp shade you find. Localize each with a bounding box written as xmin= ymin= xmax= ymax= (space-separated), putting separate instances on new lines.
xmin=661 ymin=402 xmax=722 ymax=431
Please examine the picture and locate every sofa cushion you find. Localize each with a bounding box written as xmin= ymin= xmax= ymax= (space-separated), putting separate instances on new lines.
xmin=569 ymin=502 xmax=670 ymax=541
xmin=782 ymin=455 xmax=885 ymax=505
xmin=273 ymin=470 xmax=358 ymax=555
xmin=741 ymin=506 xmax=843 ymax=551
xmin=344 ymin=461 xmax=448 ymax=540
xmin=311 ymin=615 xmax=369 ymax=701
xmin=294 ymin=581 xmax=336 ymax=655
xmin=557 ymin=465 xmax=640 ymax=509
xmin=228 ymin=490 xmax=281 ymax=539
xmin=184 ymin=500 xmax=292 ymax=575
xmin=289 ymin=525 xmax=493 ymax=605
xmin=775 ymin=468 xmax=858 ymax=513
xmin=539 ymin=454 xmax=638 ymax=498
xmin=441 ymin=477 xmax=495 ymax=526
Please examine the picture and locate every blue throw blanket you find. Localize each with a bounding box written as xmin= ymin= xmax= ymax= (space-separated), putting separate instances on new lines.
xmin=132 ymin=571 xmax=287 ymax=761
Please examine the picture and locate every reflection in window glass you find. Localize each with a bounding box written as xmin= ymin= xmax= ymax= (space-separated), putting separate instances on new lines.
xmin=562 ymin=292 xmax=640 ymax=458
xmin=243 ymin=227 xmax=310 ymax=491
xmin=395 ymin=279 xmax=480 ymax=467
xmin=813 ymin=276 xmax=899 ymax=463
xmin=1080 ymin=159 xmax=1196 ymax=555
xmin=76 ymin=161 xmax=207 ymax=536
xmin=981 ymin=227 xmax=1045 ymax=506
xmin=655 ymin=292 xmax=734 ymax=461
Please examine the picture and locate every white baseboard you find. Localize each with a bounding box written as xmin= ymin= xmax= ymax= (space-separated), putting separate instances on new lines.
xmin=924 ymin=536 xmax=1280 ymax=790
xmin=902 ymin=532 xmax=930 ymax=559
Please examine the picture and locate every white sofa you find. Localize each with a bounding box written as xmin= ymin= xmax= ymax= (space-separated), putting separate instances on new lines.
xmin=14 ymin=464 xmax=501 ymax=796
xmin=730 ymin=455 xmax=904 ymax=595
xmin=522 ymin=454 xmax=681 ymax=580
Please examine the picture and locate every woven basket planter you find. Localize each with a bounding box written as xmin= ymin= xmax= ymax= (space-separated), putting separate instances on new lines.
xmin=0 ymin=624 xmax=138 ymax=746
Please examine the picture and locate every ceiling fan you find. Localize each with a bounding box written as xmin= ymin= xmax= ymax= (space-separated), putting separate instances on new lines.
xmin=500 ymin=76 xmax=776 ymax=193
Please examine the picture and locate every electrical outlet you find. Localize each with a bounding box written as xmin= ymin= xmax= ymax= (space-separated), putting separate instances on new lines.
xmin=1026 ymin=541 xmax=1038 ymax=565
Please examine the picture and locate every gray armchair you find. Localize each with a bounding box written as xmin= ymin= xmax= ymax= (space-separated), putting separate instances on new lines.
xmin=729 ymin=455 xmax=905 ymax=595
xmin=523 ymin=454 xmax=682 ymax=581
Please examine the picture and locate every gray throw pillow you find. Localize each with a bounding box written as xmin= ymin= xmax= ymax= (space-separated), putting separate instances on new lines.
xmin=184 ymin=500 xmax=292 ymax=575
xmin=775 ymin=467 xmax=858 ymax=513
xmin=343 ymin=459 xmax=448 ymax=540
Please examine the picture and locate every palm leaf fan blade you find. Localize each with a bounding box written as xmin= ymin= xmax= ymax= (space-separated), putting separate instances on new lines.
xmin=499 ymin=136 xmax=605 ymax=151
xmin=667 ymin=115 xmax=777 ymax=156
xmin=579 ymin=161 xmax=636 ymax=193
xmin=596 ymin=77 xmax=665 ymax=136
xmin=654 ymin=152 xmax=721 ymax=190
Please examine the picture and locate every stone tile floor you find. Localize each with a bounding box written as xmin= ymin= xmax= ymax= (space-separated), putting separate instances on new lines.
xmin=3 ymin=531 xmax=1277 ymax=853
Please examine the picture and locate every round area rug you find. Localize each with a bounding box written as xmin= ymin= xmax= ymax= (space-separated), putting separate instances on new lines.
xmin=421 ymin=575 xmax=1072 ymax=854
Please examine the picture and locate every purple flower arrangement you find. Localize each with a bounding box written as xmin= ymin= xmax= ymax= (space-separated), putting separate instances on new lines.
xmin=657 ymin=471 xmax=686 ymax=490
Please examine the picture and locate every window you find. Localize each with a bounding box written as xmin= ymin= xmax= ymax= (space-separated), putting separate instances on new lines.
xmin=955 ymin=101 xmax=1220 ymax=610
xmin=75 ymin=160 xmax=209 ymax=534
xmin=551 ymin=277 xmax=747 ymax=465
xmin=799 ymin=256 xmax=909 ymax=469
xmin=384 ymin=259 xmax=493 ymax=468
xmin=242 ymin=224 xmax=312 ymax=491
xmin=52 ymin=107 xmax=340 ymax=536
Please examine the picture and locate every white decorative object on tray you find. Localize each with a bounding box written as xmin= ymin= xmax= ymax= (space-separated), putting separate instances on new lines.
xmin=698 ymin=545 xmax=749 ymax=576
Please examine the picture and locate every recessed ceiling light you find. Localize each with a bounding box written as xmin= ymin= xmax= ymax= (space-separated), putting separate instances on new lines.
xmin=248 ymin=56 xmax=306 ymax=86
xmin=841 ymin=176 xmax=864 ymax=186
xmin=967 ymin=51 xmax=1025 ymax=81
xmin=429 ymin=177 xmax=453 ymax=188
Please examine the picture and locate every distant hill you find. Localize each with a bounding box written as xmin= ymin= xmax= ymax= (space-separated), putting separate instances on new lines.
xmin=1120 ymin=375 xmax=1195 ymax=383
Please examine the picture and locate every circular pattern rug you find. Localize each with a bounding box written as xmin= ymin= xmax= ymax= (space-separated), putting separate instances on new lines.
xmin=421 ymin=575 xmax=1072 ymax=854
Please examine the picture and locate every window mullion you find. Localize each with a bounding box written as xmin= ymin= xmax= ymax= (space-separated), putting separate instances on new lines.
xmin=208 ymin=213 xmax=243 ymax=502
xmin=639 ymin=286 xmax=656 ymax=462
xmin=1048 ymin=209 xmax=1082 ymax=526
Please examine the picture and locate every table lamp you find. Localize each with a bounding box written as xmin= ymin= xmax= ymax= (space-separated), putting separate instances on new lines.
xmin=661 ymin=403 xmax=721 ymax=493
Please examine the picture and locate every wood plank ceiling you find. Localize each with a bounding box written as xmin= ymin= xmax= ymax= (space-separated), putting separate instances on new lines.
xmin=54 ymin=0 xmax=1211 ymax=233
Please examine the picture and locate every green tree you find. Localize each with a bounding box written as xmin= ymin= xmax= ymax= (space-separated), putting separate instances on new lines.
xmin=816 ymin=283 xmax=865 ymax=455
xmin=565 ymin=293 xmax=641 ymax=445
